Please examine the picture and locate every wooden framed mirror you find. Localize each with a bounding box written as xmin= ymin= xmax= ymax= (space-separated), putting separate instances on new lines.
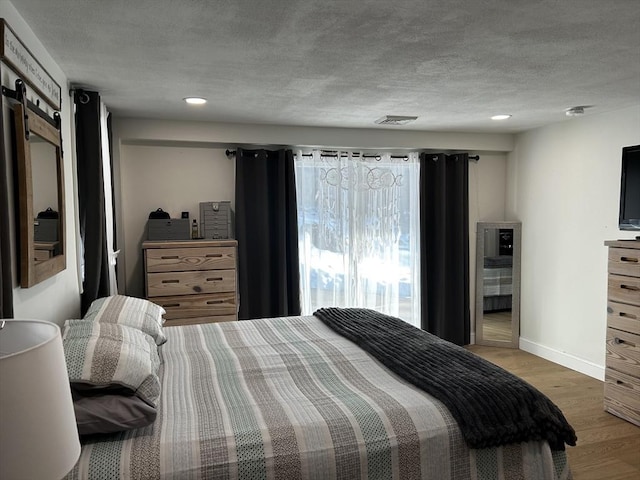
xmin=13 ymin=103 xmax=66 ymax=287
xmin=475 ymin=221 xmax=521 ymax=348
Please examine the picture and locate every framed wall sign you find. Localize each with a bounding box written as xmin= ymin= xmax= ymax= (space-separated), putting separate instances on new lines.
xmin=1 ymin=18 xmax=61 ymax=110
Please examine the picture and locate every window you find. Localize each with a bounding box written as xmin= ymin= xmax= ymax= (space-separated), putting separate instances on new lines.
xmin=295 ymin=151 xmax=420 ymax=326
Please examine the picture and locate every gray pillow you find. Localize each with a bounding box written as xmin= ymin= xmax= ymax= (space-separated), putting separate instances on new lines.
xmin=72 ymin=390 xmax=158 ymax=435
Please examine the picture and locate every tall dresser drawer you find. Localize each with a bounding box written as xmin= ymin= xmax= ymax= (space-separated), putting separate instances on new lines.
xmin=608 ymin=275 xmax=640 ymax=306
xmin=604 ymin=368 xmax=640 ymax=425
xmin=145 ymin=246 xmax=236 ymax=272
xmin=147 ymin=269 xmax=236 ymax=297
xmin=608 ymin=247 xmax=640 ymax=277
xmin=606 ymin=327 xmax=640 ymax=378
xmin=607 ymin=301 xmax=640 ymax=334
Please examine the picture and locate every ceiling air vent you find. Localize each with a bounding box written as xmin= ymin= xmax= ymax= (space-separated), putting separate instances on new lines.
xmin=374 ymin=115 xmax=418 ymax=126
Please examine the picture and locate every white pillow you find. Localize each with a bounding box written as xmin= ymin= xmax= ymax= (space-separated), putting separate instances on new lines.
xmin=84 ymin=295 xmax=167 ymax=345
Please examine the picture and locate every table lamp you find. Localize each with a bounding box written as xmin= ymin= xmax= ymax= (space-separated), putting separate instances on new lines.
xmin=0 ymin=319 xmax=80 ymax=479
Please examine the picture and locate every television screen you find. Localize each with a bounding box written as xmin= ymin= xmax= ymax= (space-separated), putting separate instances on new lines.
xmin=619 ymin=144 xmax=640 ymax=231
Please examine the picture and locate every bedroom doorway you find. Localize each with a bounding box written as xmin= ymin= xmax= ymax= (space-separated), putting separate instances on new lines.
xmin=295 ymin=151 xmax=421 ymax=327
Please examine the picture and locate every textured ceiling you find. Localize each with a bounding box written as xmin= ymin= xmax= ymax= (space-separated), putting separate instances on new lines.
xmin=7 ymin=0 xmax=640 ymax=133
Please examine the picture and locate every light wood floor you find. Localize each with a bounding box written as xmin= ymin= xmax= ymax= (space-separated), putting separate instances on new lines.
xmin=467 ymin=345 xmax=640 ymax=480
xmin=481 ymin=311 xmax=513 ymax=342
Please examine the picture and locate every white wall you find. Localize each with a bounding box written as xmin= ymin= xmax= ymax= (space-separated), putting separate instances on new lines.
xmin=511 ymin=105 xmax=640 ymax=379
xmin=1 ymin=2 xmax=82 ymax=325
xmin=31 ymin=141 xmax=59 ymax=213
xmin=468 ymin=154 xmax=508 ymax=340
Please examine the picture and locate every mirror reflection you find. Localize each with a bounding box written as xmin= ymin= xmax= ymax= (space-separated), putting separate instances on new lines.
xmin=476 ymin=222 xmax=521 ymax=348
xmin=31 ymin=133 xmax=61 ymax=262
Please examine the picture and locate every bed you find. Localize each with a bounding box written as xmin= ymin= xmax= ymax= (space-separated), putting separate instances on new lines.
xmin=483 ymin=255 xmax=513 ymax=312
xmin=62 ymin=297 xmax=575 ymax=480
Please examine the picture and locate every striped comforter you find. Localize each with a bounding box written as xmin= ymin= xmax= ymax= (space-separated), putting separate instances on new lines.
xmin=67 ymin=316 xmax=572 ymax=480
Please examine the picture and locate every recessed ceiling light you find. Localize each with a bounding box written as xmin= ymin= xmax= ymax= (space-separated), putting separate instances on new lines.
xmin=491 ymin=114 xmax=512 ymax=121
xmin=184 ymin=97 xmax=207 ymax=105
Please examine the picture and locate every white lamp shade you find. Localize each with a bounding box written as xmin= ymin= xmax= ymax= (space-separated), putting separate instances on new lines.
xmin=0 ymin=320 xmax=80 ymax=479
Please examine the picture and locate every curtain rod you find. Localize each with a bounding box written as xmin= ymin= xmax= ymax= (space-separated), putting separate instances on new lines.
xmin=226 ymin=149 xmax=479 ymax=161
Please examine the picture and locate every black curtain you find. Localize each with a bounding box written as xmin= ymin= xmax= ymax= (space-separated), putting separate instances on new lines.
xmin=0 ymin=92 xmax=13 ymax=318
xmin=75 ymin=90 xmax=110 ymax=315
xmin=235 ymin=148 xmax=301 ymax=319
xmin=419 ymin=152 xmax=470 ymax=345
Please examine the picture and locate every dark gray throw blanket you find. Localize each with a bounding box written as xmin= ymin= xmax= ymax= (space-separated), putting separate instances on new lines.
xmin=313 ymin=307 xmax=577 ymax=451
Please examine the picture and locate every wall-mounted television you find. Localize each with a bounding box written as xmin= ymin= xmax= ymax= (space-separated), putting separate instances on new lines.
xmin=619 ymin=144 xmax=640 ymax=231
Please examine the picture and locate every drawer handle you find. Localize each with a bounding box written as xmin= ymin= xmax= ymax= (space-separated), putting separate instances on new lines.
xmin=620 ymin=284 xmax=639 ymax=292
xmin=616 ymin=380 xmax=626 ymax=386
xmin=620 ymin=256 xmax=639 ymax=263
xmin=161 ymin=255 xmax=179 ymax=259
xmin=162 ymin=279 xmax=180 ymax=284
xmin=614 ymin=337 xmax=637 ymax=347
xmin=207 ymin=277 xmax=224 ymax=282
xmin=206 ymin=300 xmax=225 ymax=305
xmin=163 ymin=303 xmax=181 ymax=308
xmin=620 ymin=311 xmax=638 ymax=319
xmin=206 ymin=253 xmax=223 ymax=258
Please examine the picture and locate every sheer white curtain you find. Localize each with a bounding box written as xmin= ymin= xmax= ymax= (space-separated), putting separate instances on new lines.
xmin=295 ymin=150 xmax=421 ymax=326
xmin=99 ymin=102 xmax=118 ymax=295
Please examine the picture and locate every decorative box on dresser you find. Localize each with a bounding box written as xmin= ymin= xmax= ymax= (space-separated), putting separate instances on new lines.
xmin=143 ymin=239 xmax=238 ymax=326
xmin=604 ymin=240 xmax=640 ymax=426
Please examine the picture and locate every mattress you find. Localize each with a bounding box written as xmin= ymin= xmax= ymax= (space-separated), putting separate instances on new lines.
xmin=66 ymin=315 xmax=571 ymax=480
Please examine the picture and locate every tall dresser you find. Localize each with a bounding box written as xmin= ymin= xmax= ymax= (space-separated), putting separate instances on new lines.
xmin=143 ymin=239 xmax=238 ymax=326
xmin=604 ymin=240 xmax=640 ymax=426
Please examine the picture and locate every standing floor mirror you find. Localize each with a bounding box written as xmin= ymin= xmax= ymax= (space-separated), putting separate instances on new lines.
xmin=475 ymin=222 xmax=521 ymax=348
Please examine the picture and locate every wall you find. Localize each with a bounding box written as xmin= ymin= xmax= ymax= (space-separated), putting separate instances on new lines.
xmin=1 ymin=2 xmax=81 ymax=325
xmin=119 ymin=145 xmax=234 ymax=297
xmin=112 ymin=117 xmax=511 ymax=338
xmin=31 ymin=141 xmax=58 ymax=213
xmin=510 ymin=105 xmax=640 ymax=379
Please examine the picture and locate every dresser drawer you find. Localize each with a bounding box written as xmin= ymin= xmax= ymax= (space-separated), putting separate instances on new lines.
xmin=604 ymin=367 xmax=640 ymax=426
xmin=608 ymin=274 xmax=640 ymax=306
xmin=606 ymin=327 xmax=640 ymax=378
xmin=609 ymin=247 xmax=640 ymax=278
xmin=145 ymin=246 xmax=236 ymax=273
xmin=608 ymin=301 xmax=640 ymax=335
xmin=146 ymin=269 xmax=236 ymax=297
xmin=153 ymin=292 xmax=237 ymax=320
xmin=164 ymin=314 xmax=237 ymax=327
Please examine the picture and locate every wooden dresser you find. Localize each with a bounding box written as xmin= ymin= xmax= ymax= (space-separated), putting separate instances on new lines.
xmin=604 ymin=240 xmax=640 ymax=426
xmin=143 ymin=240 xmax=238 ymax=326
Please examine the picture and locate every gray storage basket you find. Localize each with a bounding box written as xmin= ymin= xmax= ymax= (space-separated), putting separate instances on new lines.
xmin=147 ymin=218 xmax=191 ymax=240
xmin=34 ymin=218 xmax=59 ymax=242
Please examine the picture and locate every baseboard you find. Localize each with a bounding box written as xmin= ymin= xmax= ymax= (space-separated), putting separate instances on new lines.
xmin=519 ymin=337 xmax=605 ymax=381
